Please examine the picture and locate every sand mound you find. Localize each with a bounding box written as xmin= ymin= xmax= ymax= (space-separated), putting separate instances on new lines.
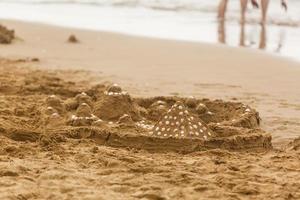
xmin=0 ymin=24 xmax=15 ymax=44
xmin=45 ymin=95 xmax=66 ymax=115
xmin=0 ymin=60 xmax=271 ymax=153
xmin=150 ymin=101 xmax=215 ymax=139
xmin=67 ymin=34 xmax=79 ymax=43
xmin=93 ymin=84 xmax=142 ymax=121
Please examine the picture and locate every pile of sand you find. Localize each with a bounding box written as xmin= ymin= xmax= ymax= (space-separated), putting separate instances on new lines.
xmin=67 ymin=34 xmax=79 ymax=43
xmin=0 ymin=24 xmax=14 ymax=44
xmin=0 ymin=59 xmax=271 ymax=153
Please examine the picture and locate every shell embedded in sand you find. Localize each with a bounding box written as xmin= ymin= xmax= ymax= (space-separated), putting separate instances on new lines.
xmin=118 ymin=114 xmax=134 ymax=125
xmin=104 ymin=83 xmax=127 ymax=96
xmin=45 ymin=106 xmax=57 ymax=115
xmin=92 ymin=118 xmax=107 ymax=127
xmin=45 ymin=112 xmax=64 ymax=127
xmin=151 ymin=100 xmax=167 ymax=108
xmin=75 ymin=92 xmax=92 ymax=106
xmin=151 ymin=101 xmax=214 ymax=139
xmin=69 ymin=103 xmax=100 ymax=126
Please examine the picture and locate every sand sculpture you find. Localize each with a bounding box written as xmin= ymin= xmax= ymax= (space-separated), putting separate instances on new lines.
xmin=45 ymin=95 xmax=66 ymax=115
xmin=150 ymin=101 xmax=214 ymax=140
xmin=0 ymin=24 xmax=15 ymax=44
xmin=0 ymin=78 xmax=272 ymax=152
xmin=69 ymin=103 xmax=99 ymax=126
xmin=94 ymin=84 xmax=141 ymax=121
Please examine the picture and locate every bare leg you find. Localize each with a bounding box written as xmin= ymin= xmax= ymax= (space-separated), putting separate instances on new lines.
xmin=261 ymin=0 xmax=270 ymax=24
xmin=281 ymin=0 xmax=288 ymax=11
xmin=240 ymin=0 xmax=248 ymax=23
xmin=239 ymin=21 xmax=246 ymax=47
xmin=218 ymin=0 xmax=229 ymax=20
xmin=251 ymin=0 xmax=259 ymax=8
xmin=259 ymin=24 xmax=266 ymax=49
xmin=218 ymin=19 xmax=226 ymax=44
xmin=217 ymin=0 xmax=228 ymax=44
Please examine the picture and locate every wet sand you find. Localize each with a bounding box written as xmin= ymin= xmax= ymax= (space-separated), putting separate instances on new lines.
xmin=0 ymin=20 xmax=300 ymax=199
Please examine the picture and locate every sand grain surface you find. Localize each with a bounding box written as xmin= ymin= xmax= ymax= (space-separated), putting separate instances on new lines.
xmin=0 ymin=20 xmax=300 ymax=199
xmin=0 ymin=59 xmax=299 ymax=200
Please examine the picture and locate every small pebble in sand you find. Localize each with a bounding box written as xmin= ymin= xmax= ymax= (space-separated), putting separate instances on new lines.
xmin=51 ymin=113 xmax=60 ymax=117
xmin=118 ymin=114 xmax=134 ymax=125
xmin=92 ymin=119 xmax=106 ymax=127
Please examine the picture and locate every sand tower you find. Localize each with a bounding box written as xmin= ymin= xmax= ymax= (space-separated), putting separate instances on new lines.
xmin=150 ymin=101 xmax=214 ymax=140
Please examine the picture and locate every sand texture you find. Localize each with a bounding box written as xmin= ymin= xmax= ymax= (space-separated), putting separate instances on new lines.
xmin=0 ymin=59 xmax=299 ymax=200
xmin=0 ymin=20 xmax=300 ymax=199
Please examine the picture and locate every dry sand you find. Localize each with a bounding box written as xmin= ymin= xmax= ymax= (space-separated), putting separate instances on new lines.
xmin=0 ymin=20 xmax=300 ymax=200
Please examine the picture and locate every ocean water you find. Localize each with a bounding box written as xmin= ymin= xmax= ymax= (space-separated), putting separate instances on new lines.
xmin=0 ymin=0 xmax=299 ymax=61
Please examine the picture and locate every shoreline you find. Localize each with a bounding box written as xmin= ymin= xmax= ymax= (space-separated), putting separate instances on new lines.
xmin=1 ymin=1 xmax=300 ymax=61
xmin=1 ymin=18 xmax=299 ymax=63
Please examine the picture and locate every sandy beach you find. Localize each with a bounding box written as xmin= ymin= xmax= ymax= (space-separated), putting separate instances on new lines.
xmin=0 ymin=20 xmax=300 ymax=199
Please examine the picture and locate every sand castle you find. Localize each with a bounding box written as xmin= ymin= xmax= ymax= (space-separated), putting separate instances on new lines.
xmin=69 ymin=103 xmax=99 ymax=126
xmin=0 ymin=78 xmax=272 ymax=153
xmin=94 ymin=84 xmax=141 ymax=121
xmin=39 ymin=84 xmax=270 ymax=152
